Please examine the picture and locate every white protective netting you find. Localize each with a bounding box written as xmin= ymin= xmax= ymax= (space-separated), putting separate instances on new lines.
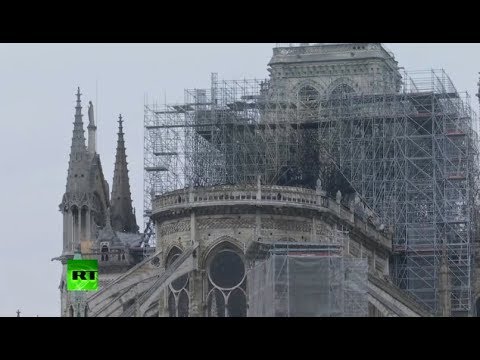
xmin=248 ymin=255 xmax=368 ymax=317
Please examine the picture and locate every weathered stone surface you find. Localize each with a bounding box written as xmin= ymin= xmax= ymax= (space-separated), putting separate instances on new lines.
xmin=85 ymin=184 xmax=429 ymax=317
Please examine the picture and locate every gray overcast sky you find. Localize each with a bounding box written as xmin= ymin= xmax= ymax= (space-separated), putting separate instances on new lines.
xmin=0 ymin=43 xmax=478 ymax=317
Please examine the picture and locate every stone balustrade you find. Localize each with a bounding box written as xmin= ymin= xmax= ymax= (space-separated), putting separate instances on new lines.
xmin=152 ymin=184 xmax=392 ymax=251
xmin=154 ymin=184 xmax=321 ymax=209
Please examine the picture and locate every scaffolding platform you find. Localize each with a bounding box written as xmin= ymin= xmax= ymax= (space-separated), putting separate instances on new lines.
xmin=246 ymin=241 xmax=342 ymax=261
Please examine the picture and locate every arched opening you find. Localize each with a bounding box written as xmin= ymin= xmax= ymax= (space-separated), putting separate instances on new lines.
xmin=476 ymin=298 xmax=480 ymax=317
xmin=177 ymin=290 xmax=189 ymax=317
xmin=71 ymin=206 xmax=79 ymax=246
xmin=69 ymin=305 xmax=74 ymax=317
xmin=329 ymin=84 xmax=355 ymax=99
xmin=209 ymin=249 xmax=245 ymax=288
xmin=227 ymin=288 xmax=247 ymax=317
xmin=166 ymin=246 xmax=182 ymax=268
xmin=171 ymin=273 xmax=188 ymax=292
xmin=205 ymin=242 xmax=246 ymax=317
xmin=207 ymin=288 xmax=225 ymax=317
xmin=168 ymin=292 xmax=176 ymax=317
xmin=326 ymin=84 xmax=356 ymax=117
xmin=84 ymin=306 xmax=88 ymax=318
xmin=144 ymin=301 xmax=159 ymax=317
xmin=80 ymin=206 xmax=88 ymax=240
xmin=298 ymin=85 xmax=319 ymax=110
xmin=101 ymin=245 xmax=109 ymax=261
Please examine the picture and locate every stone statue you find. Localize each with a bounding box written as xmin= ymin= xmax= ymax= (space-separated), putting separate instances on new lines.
xmin=88 ymin=101 xmax=94 ymax=125
xmin=105 ymin=206 xmax=112 ymax=229
xmin=316 ymin=178 xmax=322 ymax=192
xmin=354 ymin=193 xmax=360 ymax=204
xmin=336 ymin=190 xmax=342 ymax=204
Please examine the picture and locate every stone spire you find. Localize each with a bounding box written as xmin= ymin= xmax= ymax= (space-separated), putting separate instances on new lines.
xmin=66 ymin=87 xmax=88 ymax=191
xmin=71 ymin=88 xmax=87 ymax=154
xmin=110 ymin=114 xmax=139 ymax=233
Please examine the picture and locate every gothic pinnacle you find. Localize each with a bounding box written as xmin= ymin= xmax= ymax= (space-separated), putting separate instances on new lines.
xmin=69 ymin=87 xmax=86 ymax=155
xmin=110 ymin=114 xmax=138 ymax=233
xmin=118 ymin=114 xmax=123 ymax=134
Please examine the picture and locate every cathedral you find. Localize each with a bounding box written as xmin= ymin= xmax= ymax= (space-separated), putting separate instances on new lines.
xmin=56 ymin=88 xmax=145 ymax=317
xmin=56 ymin=43 xmax=480 ymax=317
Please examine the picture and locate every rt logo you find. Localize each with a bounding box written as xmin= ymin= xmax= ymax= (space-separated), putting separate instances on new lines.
xmin=67 ymin=260 xmax=98 ymax=291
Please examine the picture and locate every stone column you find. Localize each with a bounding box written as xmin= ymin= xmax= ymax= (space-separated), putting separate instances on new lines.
xmin=60 ymin=265 xmax=67 ymax=316
xmin=69 ymin=212 xmax=74 ymax=251
xmin=312 ymin=217 xmax=317 ymax=243
xmin=189 ymin=269 xmax=204 ymax=317
xmin=190 ymin=210 xmax=196 ymax=246
xmin=79 ymin=208 xmax=84 ymax=242
xmin=188 ymin=209 xmax=203 ymax=317
xmin=189 ymin=184 xmax=194 ymax=202
xmin=63 ymin=212 xmax=68 ymax=251
xmin=86 ymin=208 xmax=91 ymax=241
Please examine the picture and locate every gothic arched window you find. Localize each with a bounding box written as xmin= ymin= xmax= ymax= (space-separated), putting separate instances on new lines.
xmin=71 ymin=206 xmax=79 ymax=247
xmin=298 ymin=85 xmax=320 ymax=110
xmin=206 ymin=243 xmax=247 ymax=317
xmin=69 ymin=306 xmax=74 ymax=317
xmin=166 ymin=246 xmax=182 ymax=267
xmin=329 ymin=84 xmax=355 ymax=100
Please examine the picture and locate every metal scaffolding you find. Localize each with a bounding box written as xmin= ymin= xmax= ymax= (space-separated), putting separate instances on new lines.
xmin=144 ymin=66 xmax=479 ymax=315
xmin=245 ymin=228 xmax=367 ymax=317
xmin=247 ymin=252 xmax=368 ymax=317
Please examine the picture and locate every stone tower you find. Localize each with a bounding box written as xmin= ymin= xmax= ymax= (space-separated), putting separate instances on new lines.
xmin=58 ymin=88 xmax=110 ymax=317
xmin=110 ymin=114 xmax=139 ymax=233
xmin=260 ymin=43 xmax=402 ymax=194
xmin=266 ymin=43 xmax=401 ymax=102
